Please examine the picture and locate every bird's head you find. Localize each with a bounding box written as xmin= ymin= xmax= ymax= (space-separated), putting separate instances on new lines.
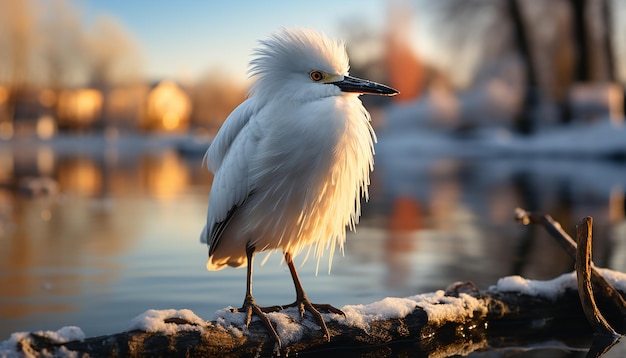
xmin=248 ymin=27 xmax=398 ymax=103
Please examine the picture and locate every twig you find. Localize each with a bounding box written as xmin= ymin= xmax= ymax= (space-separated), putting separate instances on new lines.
xmin=514 ymin=208 xmax=577 ymax=257
xmin=514 ymin=208 xmax=626 ymax=319
xmin=575 ymin=216 xmax=618 ymax=338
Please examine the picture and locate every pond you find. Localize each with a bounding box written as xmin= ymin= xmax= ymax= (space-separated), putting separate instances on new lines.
xmin=1 ymin=134 xmax=626 ymax=357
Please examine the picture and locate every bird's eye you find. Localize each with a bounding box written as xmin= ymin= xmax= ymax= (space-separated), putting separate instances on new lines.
xmin=309 ymin=71 xmax=324 ymax=82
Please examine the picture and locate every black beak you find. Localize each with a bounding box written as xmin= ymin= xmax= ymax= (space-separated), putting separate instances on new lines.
xmin=332 ymin=75 xmax=399 ymax=96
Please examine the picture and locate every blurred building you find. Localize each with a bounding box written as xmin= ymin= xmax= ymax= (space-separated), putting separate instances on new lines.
xmin=0 ymin=86 xmax=10 ymax=140
xmin=386 ymin=0 xmax=425 ymax=102
xmin=189 ymin=72 xmax=247 ymax=134
xmin=105 ymin=84 xmax=150 ymax=132
xmin=2 ymin=87 xmax=51 ymax=139
xmin=141 ymin=80 xmax=191 ymax=132
xmin=56 ymin=88 xmax=103 ymax=130
xmin=0 ymin=80 xmax=209 ymax=137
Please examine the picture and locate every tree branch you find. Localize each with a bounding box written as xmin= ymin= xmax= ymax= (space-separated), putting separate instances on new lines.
xmin=575 ymin=216 xmax=618 ymax=337
xmin=515 ymin=207 xmax=626 ymax=323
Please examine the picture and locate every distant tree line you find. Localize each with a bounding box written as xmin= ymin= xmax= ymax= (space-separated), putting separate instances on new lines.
xmin=0 ymin=0 xmax=141 ymax=126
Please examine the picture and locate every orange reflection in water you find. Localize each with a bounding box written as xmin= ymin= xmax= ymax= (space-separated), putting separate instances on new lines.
xmin=0 ymin=150 xmax=14 ymax=183
xmin=0 ymin=188 xmax=138 ymax=319
xmin=140 ymin=150 xmax=190 ymax=200
xmin=384 ymin=197 xmax=423 ymax=289
xmin=56 ymin=157 xmax=103 ymax=196
xmin=428 ymin=160 xmax=462 ymax=231
xmin=0 ymin=146 xmax=202 ymax=326
xmin=0 ymin=194 xmax=74 ymax=318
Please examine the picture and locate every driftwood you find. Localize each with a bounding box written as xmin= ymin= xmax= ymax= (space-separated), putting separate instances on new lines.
xmin=7 ymin=210 xmax=626 ymax=357
xmin=515 ymin=209 xmax=625 ymax=358
xmin=11 ymin=285 xmax=605 ymax=357
xmin=514 ymin=208 xmax=626 ymax=318
xmin=575 ymin=216 xmax=618 ymax=337
xmin=575 ymin=216 xmax=621 ymax=358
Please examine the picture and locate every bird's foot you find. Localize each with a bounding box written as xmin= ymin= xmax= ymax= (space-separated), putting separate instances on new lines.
xmin=283 ymin=296 xmax=345 ymax=341
xmin=231 ymin=296 xmax=282 ymax=348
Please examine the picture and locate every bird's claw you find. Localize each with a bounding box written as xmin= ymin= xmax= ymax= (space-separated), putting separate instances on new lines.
xmin=310 ymin=303 xmax=345 ymax=317
xmin=283 ymin=297 xmax=344 ymax=341
xmin=284 ymin=300 xmax=344 ymax=317
xmin=231 ymin=296 xmax=282 ymax=349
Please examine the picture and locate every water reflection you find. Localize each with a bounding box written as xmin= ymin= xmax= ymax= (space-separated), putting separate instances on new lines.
xmin=0 ymin=140 xmax=212 ymax=337
xmin=139 ymin=151 xmax=190 ymax=200
xmin=371 ymin=137 xmax=626 ymax=295
xmin=1 ymin=137 xmax=625 ymax=357
xmin=57 ymin=157 xmax=103 ymax=195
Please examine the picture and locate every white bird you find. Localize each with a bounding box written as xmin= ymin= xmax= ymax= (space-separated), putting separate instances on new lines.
xmin=201 ymin=27 xmax=398 ymax=346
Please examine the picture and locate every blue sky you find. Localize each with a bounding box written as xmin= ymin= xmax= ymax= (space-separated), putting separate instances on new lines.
xmin=76 ymin=0 xmax=387 ymax=82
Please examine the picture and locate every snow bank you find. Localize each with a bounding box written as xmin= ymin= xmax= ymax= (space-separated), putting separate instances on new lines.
xmin=379 ymin=119 xmax=626 ymax=159
xmin=341 ymin=291 xmax=485 ymax=330
xmin=0 ymin=326 xmax=84 ymax=358
xmin=501 ymin=121 xmax=626 ymax=157
xmin=127 ymin=308 xmax=206 ymax=335
xmin=212 ymin=306 xmax=322 ymax=344
xmin=211 ymin=291 xmax=485 ymax=345
xmin=494 ymin=272 xmax=578 ymax=298
xmin=492 ymin=268 xmax=626 ymax=299
xmin=342 ymin=296 xmax=423 ymax=330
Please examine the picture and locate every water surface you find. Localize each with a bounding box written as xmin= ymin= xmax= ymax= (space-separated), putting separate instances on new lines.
xmin=1 ymin=135 xmax=626 ymax=356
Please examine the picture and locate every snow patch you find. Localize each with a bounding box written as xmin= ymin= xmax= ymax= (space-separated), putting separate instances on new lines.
xmin=494 ymin=272 xmax=578 ymax=299
xmin=598 ymin=268 xmax=626 ymax=291
xmin=341 ymin=296 xmax=423 ymax=330
xmin=266 ymin=307 xmax=312 ymax=344
xmin=0 ymin=332 xmax=31 ymax=358
xmin=210 ymin=291 xmax=487 ymax=344
xmin=212 ymin=306 xmax=318 ymax=345
xmin=213 ymin=307 xmax=246 ymax=338
xmin=0 ymin=326 xmax=84 ymax=358
xmin=35 ymin=326 xmax=84 ymax=344
xmin=127 ymin=309 xmax=206 ymax=335
xmin=492 ymin=268 xmax=626 ymax=299
xmin=418 ymin=291 xmax=486 ymax=325
xmin=379 ymin=118 xmax=626 ymax=159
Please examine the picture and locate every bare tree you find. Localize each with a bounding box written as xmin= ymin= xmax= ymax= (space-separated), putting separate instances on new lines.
xmin=84 ymin=15 xmax=143 ymax=128
xmin=38 ymin=0 xmax=86 ymax=121
xmin=85 ymin=16 xmax=142 ymax=87
xmin=191 ymin=71 xmax=246 ymax=132
xmin=40 ymin=1 xmax=86 ymax=87
xmin=506 ymin=0 xmax=539 ymax=133
xmin=0 ymin=0 xmax=144 ymax=133
xmin=601 ymin=0 xmax=625 ymax=119
xmin=0 ymin=0 xmax=37 ymax=123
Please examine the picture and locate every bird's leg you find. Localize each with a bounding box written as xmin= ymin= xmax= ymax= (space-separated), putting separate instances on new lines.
xmin=230 ymin=245 xmax=282 ymax=347
xmin=282 ymin=252 xmax=345 ymax=341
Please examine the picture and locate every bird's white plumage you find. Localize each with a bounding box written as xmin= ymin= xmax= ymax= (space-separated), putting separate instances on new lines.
xmin=201 ymin=28 xmax=376 ymax=273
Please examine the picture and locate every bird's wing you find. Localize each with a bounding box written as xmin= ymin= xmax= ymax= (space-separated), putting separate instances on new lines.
xmin=201 ymin=98 xmax=259 ymax=252
xmin=204 ymin=98 xmax=256 ymax=173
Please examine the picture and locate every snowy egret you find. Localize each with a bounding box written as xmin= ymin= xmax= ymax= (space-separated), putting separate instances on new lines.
xmin=201 ymin=27 xmax=398 ymax=346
